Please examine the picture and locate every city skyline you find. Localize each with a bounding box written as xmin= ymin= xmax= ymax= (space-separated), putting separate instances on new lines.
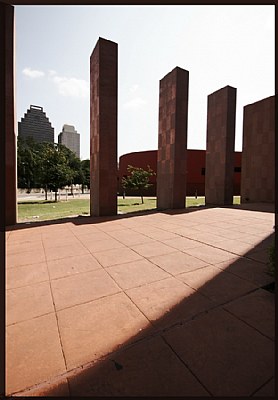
xmin=15 ymin=5 xmax=274 ymax=160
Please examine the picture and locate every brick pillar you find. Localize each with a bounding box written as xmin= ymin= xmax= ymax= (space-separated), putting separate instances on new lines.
xmin=205 ymin=86 xmax=236 ymax=205
xmin=241 ymin=96 xmax=275 ymax=203
xmin=157 ymin=67 xmax=189 ymax=210
xmin=90 ymin=38 xmax=117 ymax=216
xmin=1 ymin=4 xmax=17 ymax=226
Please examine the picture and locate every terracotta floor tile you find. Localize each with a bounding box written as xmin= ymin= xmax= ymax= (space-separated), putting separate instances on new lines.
xmin=216 ymin=257 xmax=273 ymax=287
xmin=239 ymin=232 xmax=274 ymax=248
xmin=92 ymin=247 xmax=143 ymax=267
xmin=246 ymin=248 xmax=269 ymax=264
xmin=106 ymin=259 xmax=170 ymax=289
xmin=75 ymin=231 xmax=111 ymax=244
xmin=170 ymin=219 xmax=201 ymax=229
xmin=108 ymin=229 xmax=151 ymax=246
xmin=47 ymin=253 xmax=102 ymax=280
xmin=144 ymin=230 xmax=179 ymax=241
xmin=253 ymin=378 xmax=275 ymax=396
xmin=187 ymin=223 xmax=226 ymax=234
xmin=232 ymin=233 xmax=265 ymax=246
xmin=8 ymin=230 xmax=41 ymax=242
xmin=69 ymin=224 xmax=101 ymax=235
xmin=6 ymin=262 xmax=49 ymax=289
xmin=163 ymin=308 xmax=274 ymax=396
xmin=126 ymin=277 xmax=214 ymax=328
xmin=6 ymin=313 xmax=66 ymax=395
xmin=224 ymin=289 xmax=275 ymax=340
xmin=215 ymin=239 xmax=255 ymax=256
xmin=161 ymin=236 xmax=203 ymax=251
xmin=96 ymin=222 xmax=126 ymax=232
xmin=51 ymin=268 xmax=121 ymax=310
xmin=177 ymin=265 xmax=257 ymax=304
xmin=16 ymin=377 xmax=70 ymax=397
xmin=84 ymin=238 xmax=124 ymax=253
xmin=213 ymin=229 xmax=254 ymax=240
xmin=153 ymin=221 xmax=188 ymax=232
xmin=6 ymin=240 xmax=44 ymax=255
xmin=149 ymin=251 xmax=208 ymax=275
xmin=68 ymin=335 xmax=210 ymax=396
xmin=170 ymin=226 xmax=201 ymax=237
xmin=41 ymin=230 xmax=74 ymax=241
xmin=6 ymin=206 xmax=275 ymax=396
xmin=43 ymin=236 xmax=80 ymax=250
xmin=210 ymin=221 xmax=240 ymax=230
xmin=186 ymin=232 xmax=227 ymax=245
xmin=6 ymin=281 xmax=54 ymax=325
xmin=131 ymin=241 xmax=176 ymax=258
xmin=57 ymin=292 xmax=151 ymax=370
xmin=184 ymin=244 xmax=236 ymax=264
xmin=117 ymin=218 xmax=144 ymax=228
xmin=7 ymin=249 xmax=46 ymax=268
xmin=45 ymin=242 xmax=89 ymax=261
xmin=229 ymin=225 xmax=269 ymax=236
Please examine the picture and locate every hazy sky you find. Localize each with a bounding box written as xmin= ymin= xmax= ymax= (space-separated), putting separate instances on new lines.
xmin=15 ymin=5 xmax=274 ymax=160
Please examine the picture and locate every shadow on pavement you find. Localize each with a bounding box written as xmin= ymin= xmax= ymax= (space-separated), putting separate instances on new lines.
xmin=12 ymin=211 xmax=275 ymax=397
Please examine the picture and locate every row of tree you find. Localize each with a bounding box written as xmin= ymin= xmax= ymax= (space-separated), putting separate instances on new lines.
xmin=17 ymin=137 xmax=155 ymax=204
xmin=17 ymin=137 xmax=90 ymax=201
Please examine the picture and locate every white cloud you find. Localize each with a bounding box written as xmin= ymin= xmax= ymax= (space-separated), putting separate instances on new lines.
xmin=265 ymin=13 xmax=274 ymax=31
xmin=129 ymin=84 xmax=139 ymax=93
xmin=22 ymin=67 xmax=45 ymax=78
xmin=52 ymin=76 xmax=89 ymax=98
xmin=48 ymin=69 xmax=57 ymax=77
xmin=123 ymin=97 xmax=147 ymax=110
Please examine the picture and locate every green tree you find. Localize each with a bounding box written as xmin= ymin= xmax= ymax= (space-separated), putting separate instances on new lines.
xmin=38 ymin=143 xmax=75 ymax=202
xmin=80 ymin=159 xmax=90 ymax=193
xmin=17 ymin=137 xmax=41 ymax=191
xmin=121 ymin=165 xmax=155 ymax=204
xmin=17 ymin=138 xmax=83 ymax=200
xmin=59 ymin=145 xmax=82 ymax=195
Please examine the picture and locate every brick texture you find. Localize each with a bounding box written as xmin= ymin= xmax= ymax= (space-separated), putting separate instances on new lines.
xmin=241 ymin=96 xmax=275 ymax=203
xmin=205 ymin=86 xmax=236 ymax=205
xmin=157 ymin=67 xmax=189 ymax=210
xmin=90 ymin=38 xmax=118 ymax=216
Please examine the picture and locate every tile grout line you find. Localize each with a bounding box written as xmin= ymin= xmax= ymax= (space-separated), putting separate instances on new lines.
xmin=7 ymin=210 xmax=274 ymax=396
xmin=71 ymin=222 xmax=181 ymax=273
xmin=222 ymin=306 xmax=274 ymax=342
xmin=160 ymin=334 xmax=213 ymax=396
xmin=67 ymin=218 xmax=271 ymax=270
xmin=41 ymin=234 xmax=69 ymax=374
xmin=249 ymin=376 xmax=274 ymax=396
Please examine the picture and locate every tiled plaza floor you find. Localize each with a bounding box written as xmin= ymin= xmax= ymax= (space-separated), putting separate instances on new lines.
xmin=6 ymin=204 xmax=275 ymax=396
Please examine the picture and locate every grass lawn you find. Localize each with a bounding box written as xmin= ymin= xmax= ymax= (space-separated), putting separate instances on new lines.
xmin=17 ymin=196 xmax=241 ymax=222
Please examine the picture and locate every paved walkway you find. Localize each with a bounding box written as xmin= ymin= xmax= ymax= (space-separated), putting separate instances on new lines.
xmin=6 ymin=204 xmax=275 ymax=396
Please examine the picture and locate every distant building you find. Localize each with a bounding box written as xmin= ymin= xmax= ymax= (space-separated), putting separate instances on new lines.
xmin=18 ymin=105 xmax=54 ymax=143
xmin=119 ymin=149 xmax=242 ymax=196
xmin=58 ymin=124 xmax=80 ymax=158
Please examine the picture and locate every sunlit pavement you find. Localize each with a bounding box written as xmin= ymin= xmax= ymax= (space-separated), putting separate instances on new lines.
xmin=6 ymin=203 xmax=275 ymax=396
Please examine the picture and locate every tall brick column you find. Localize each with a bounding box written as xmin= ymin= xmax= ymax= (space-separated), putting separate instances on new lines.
xmin=157 ymin=67 xmax=189 ymax=210
xmin=90 ymin=38 xmax=118 ymax=216
xmin=205 ymin=86 xmax=236 ymax=205
xmin=1 ymin=4 xmax=17 ymax=226
xmin=241 ymin=96 xmax=275 ymax=203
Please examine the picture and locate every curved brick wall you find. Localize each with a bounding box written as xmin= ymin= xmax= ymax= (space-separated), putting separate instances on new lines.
xmin=119 ymin=150 xmax=241 ymax=197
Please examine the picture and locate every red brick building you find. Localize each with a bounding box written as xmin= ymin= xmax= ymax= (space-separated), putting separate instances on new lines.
xmin=119 ymin=149 xmax=241 ymax=196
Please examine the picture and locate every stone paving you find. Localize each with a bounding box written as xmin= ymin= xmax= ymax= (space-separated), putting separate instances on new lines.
xmin=6 ymin=204 xmax=275 ymax=396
